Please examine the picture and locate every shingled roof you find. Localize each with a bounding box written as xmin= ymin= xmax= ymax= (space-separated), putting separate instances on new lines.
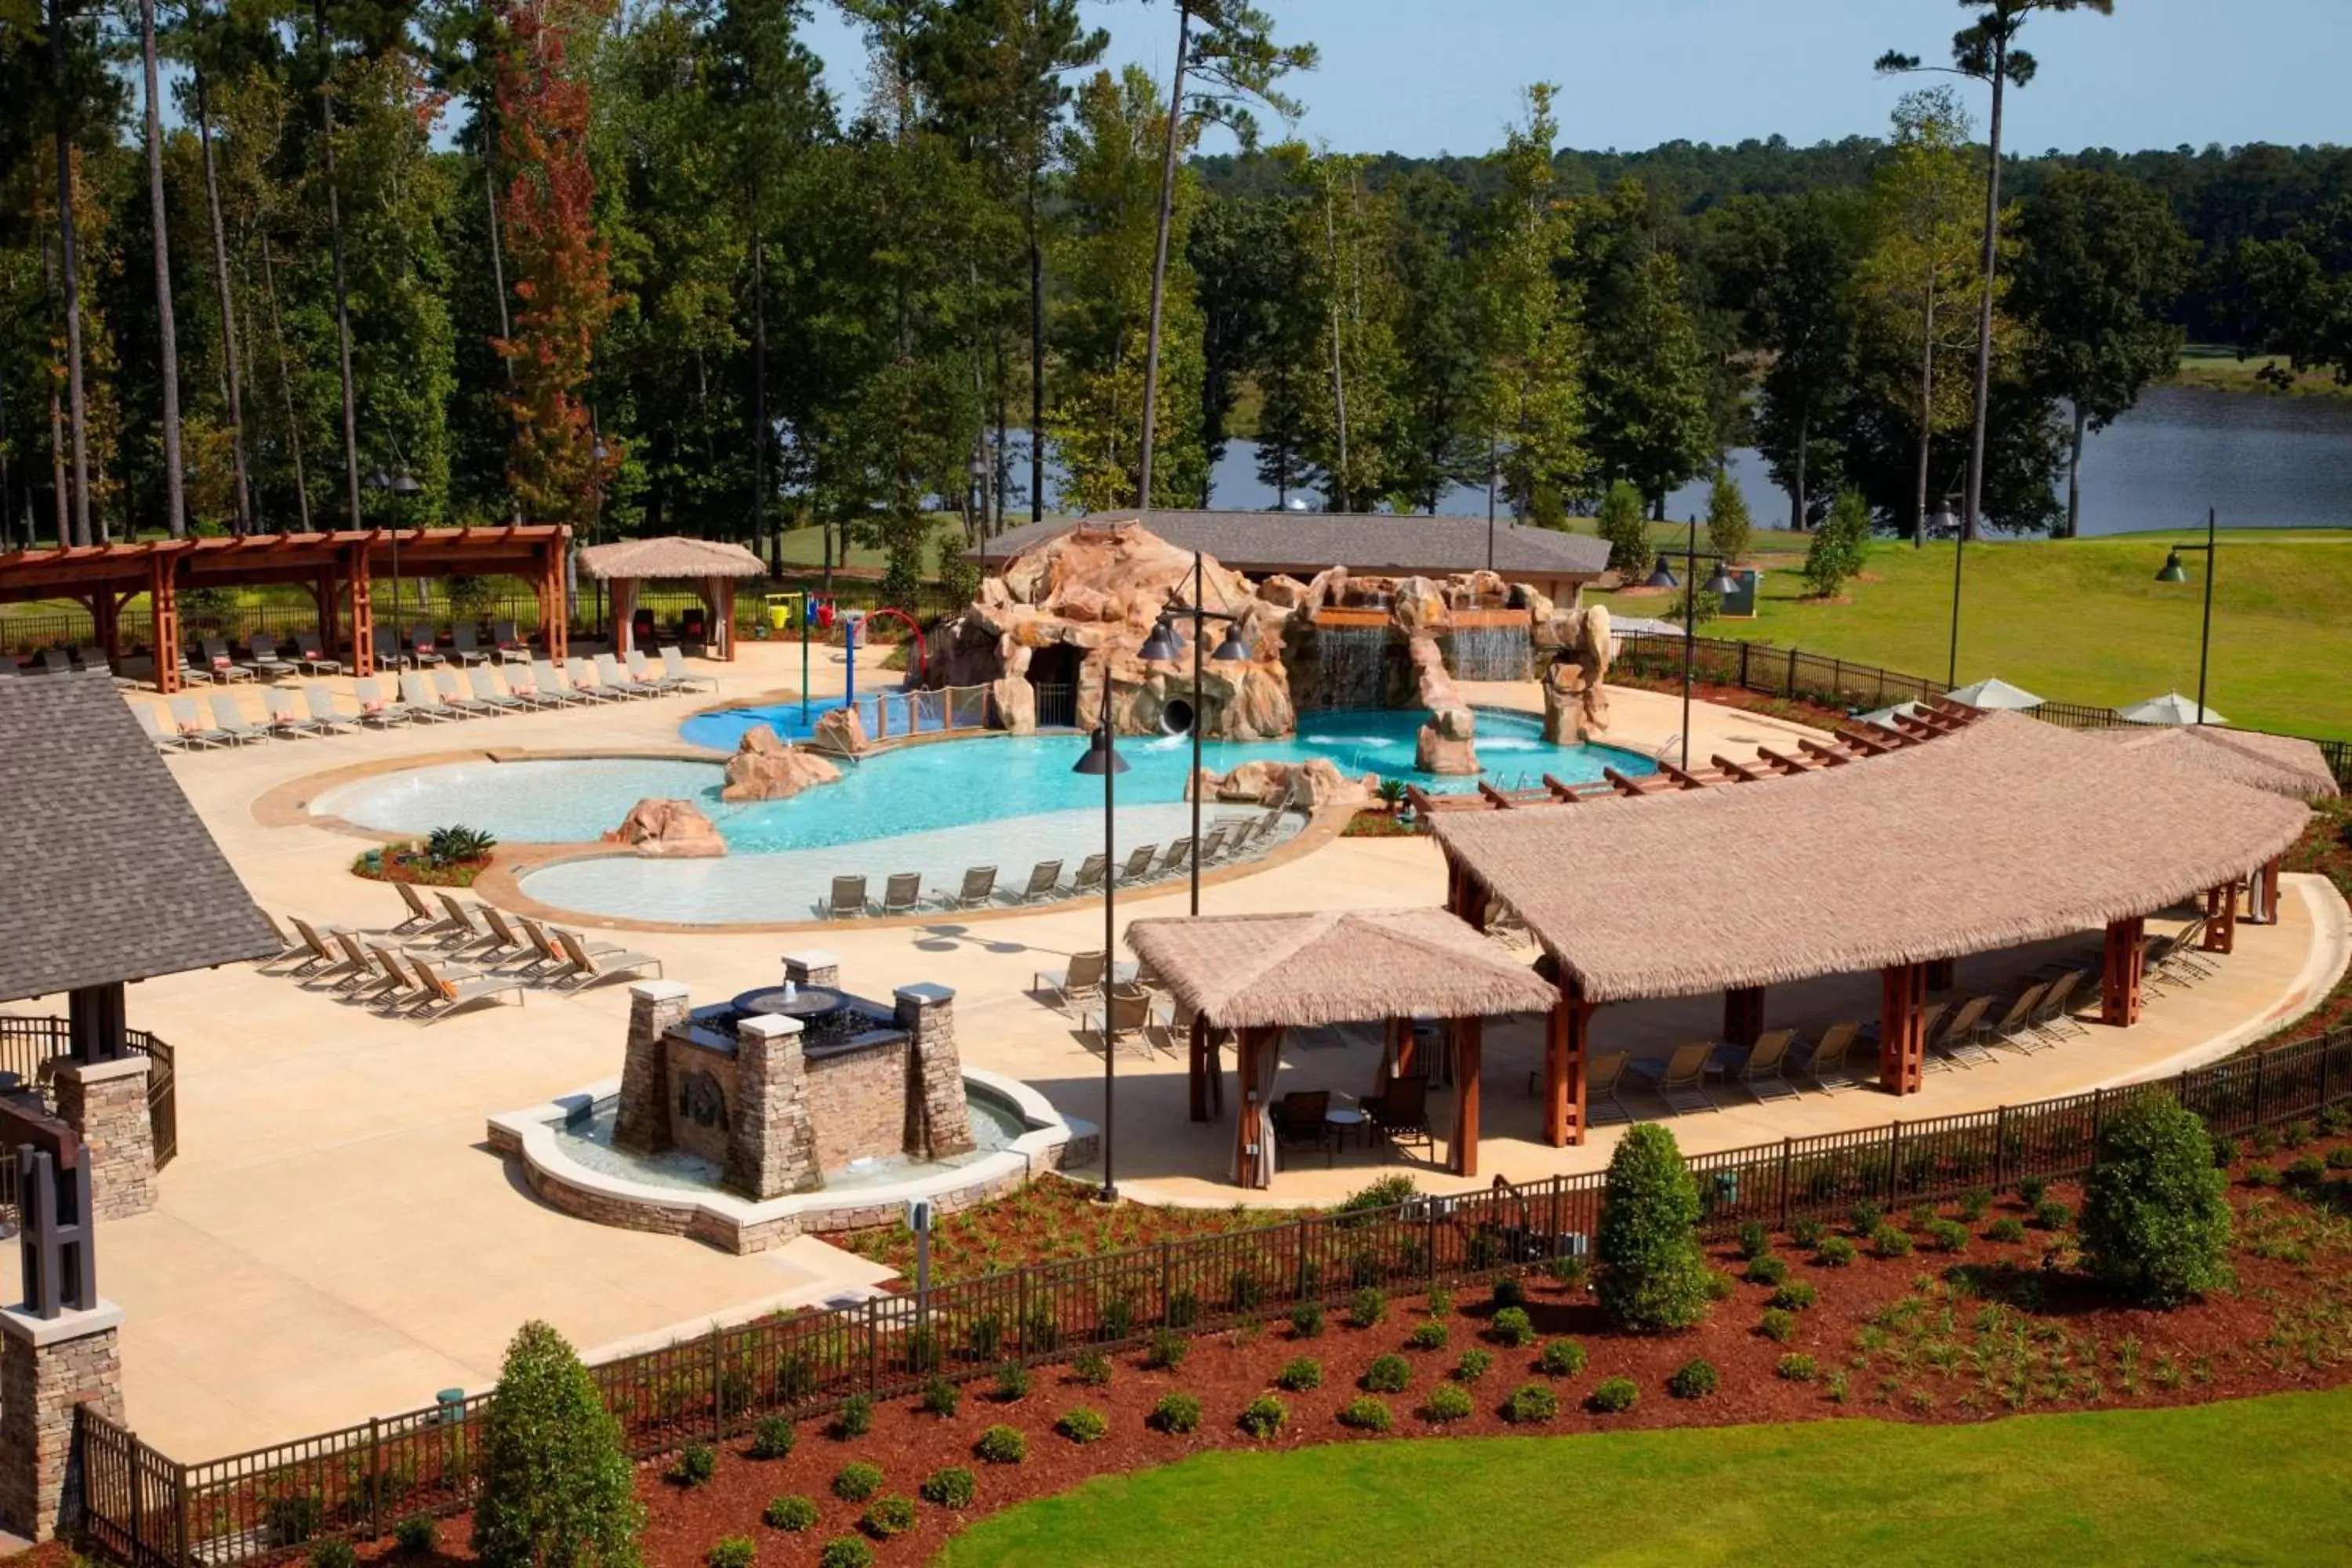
xmin=971 ymin=510 xmax=1613 ymax=582
xmin=0 ymin=673 xmax=277 ymax=1002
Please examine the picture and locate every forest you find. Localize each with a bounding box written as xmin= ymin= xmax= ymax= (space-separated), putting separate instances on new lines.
xmin=6 ymin=0 xmax=2352 ymax=600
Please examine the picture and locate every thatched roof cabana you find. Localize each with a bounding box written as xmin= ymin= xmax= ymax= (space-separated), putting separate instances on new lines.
xmin=575 ymin=535 xmax=766 ymax=659
xmin=2094 ymin=724 xmax=2340 ymax=804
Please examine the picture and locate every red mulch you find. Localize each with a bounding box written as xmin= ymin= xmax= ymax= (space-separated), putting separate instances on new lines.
xmin=352 ymin=852 xmax=489 ymax=890
xmin=329 ymin=1152 xmax=2352 ymax=1568
xmin=1607 ymin=668 xmax=1853 ymax=732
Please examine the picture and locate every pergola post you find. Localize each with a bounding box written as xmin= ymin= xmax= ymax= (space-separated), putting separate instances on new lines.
xmin=1877 ymin=963 xmax=1927 ymax=1095
xmin=348 ymin=540 xmax=375 ymax=677
xmin=1188 ymin=1013 xmax=1210 ymax=1123
xmin=2249 ymin=858 xmax=2281 ymax=925
xmin=2204 ymin=883 xmax=2238 ymax=954
xmin=1393 ymin=1017 xmax=1417 ymax=1079
xmin=1450 ymin=1015 xmax=1483 ymax=1177
xmin=612 ymin=576 xmax=638 ymax=655
xmin=1233 ymin=1025 xmax=1272 ymax=1189
xmin=147 ymin=552 xmax=180 ymax=694
xmin=2100 ymin=916 xmax=2146 ymax=1027
xmin=1544 ymin=980 xmax=1593 ymax=1148
xmin=1723 ymin=985 xmax=1765 ymax=1048
xmin=92 ymin=590 xmax=120 ymax=668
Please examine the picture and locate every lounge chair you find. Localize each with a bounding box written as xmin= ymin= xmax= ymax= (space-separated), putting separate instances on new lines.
xmin=2027 ymin=968 xmax=2089 ymax=1044
xmin=399 ymin=885 xmax=476 ymax=946
xmin=371 ymin=625 xmax=406 ymax=670
xmin=1035 ymin=950 xmax=1138 ymax=1014
xmin=1068 ymin=853 xmax=1109 ymax=895
xmin=166 ymin=695 xmax=231 ymax=748
xmin=81 ymin=646 xmax=136 ymax=690
xmin=400 ymin=672 xmax=460 ymax=722
xmin=1161 ymin=838 xmax=1194 ymax=878
xmin=1361 ymin=1073 xmax=1431 ymax=1152
xmin=207 ymin=693 xmax=271 ymax=745
xmin=492 ymin=619 xmax=530 ymax=663
xmin=246 ymin=636 xmax=296 ymax=681
xmin=433 ymin=667 xmax=496 ymax=717
xmin=136 ymin=703 xmax=187 ymax=753
xmin=1193 ymin=826 xmax=1229 ymax=865
xmin=433 ymin=893 xmax=506 ymax=957
xmin=1929 ymin=996 xmax=1998 ymax=1069
xmin=1983 ymin=982 xmax=2053 ymax=1054
xmin=354 ymin=944 xmax=426 ymax=1010
xmin=553 ymin=927 xmax=662 ymax=988
xmin=1083 ymin=985 xmax=1161 ymax=1060
xmin=818 ymin=875 xmax=869 ymax=919
xmin=517 ymin=915 xmax=626 ymax=975
xmin=1114 ymin=844 xmax=1158 ymax=884
xmin=660 ymin=646 xmax=715 ymax=692
xmin=935 ymin=866 xmax=998 ymax=909
xmin=448 ymin=623 xmax=492 ymax=666
xmin=304 ymin=684 xmax=359 ymax=735
xmin=1585 ymin=1051 xmax=1634 ymax=1123
xmin=283 ymin=915 xmax=350 ymax=976
xmin=565 ymin=657 xmax=622 ymax=702
xmin=266 ymin=688 xmax=326 ymax=738
xmin=1628 ymin=1042 xmax=1716 ymax=1114
xmin=405 ymin=952 xmax=526 ymax=1021
xmin=390 ymin=880 xmax=443 ymax=935
xmin=437 ymin=893 xmax=529 ymax=964
xmin=407 ymin=625 xmax=445 ymax=667
xmin=475 ymin=906 xmax=547 ymax=969
xmin=876 ymin=873 xmax=924 ymax=916
xmin=1269 ymin=1090 xmax=1338 ymax=1169
xmin=1719 ymin=1028 xmax=1799 ymax=1101
xmin=1795 ymin=1022 xmax=1862 ymax=1091
xmin=528 ymin=658 xmax=587 ymax=706
xmin=256 ymin=911 xmax=309 ymax=966
xmin=596 ymin=652 xmax=662 ymax=699
xmin=354 ymin=676 xmax=410 ymax=727
xmin=1008 ymin=860 xmax=1064 ymax=904
xmin=468 ymin=666 xmax=530 ymax=714
xmin=499 ymin=662 xmax=555 ymax=709
xmin=627 ymin=648 xmax=684 ymax=695
xmin=198 ymin=637 xmax=257 ymax=684
xmin=291 ymin=629 xmax=343 ymax=675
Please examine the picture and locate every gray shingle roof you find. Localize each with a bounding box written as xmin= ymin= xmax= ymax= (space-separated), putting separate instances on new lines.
xmin=969 ymin=510 xmax=1613 ymax=581
xmin=0 ymin=672 xmax=278 ymax=1003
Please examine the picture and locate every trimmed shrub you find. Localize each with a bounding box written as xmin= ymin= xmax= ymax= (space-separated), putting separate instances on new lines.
xmin=764 ymin=1495 xmax=818 ymax=1532
xmin=975 ymin=1426 xmax=1026 ymax=1465
xmin=1055 ymin=1406 xmax=1108 ymax=1444
xmin=707 ymin=1537 xmax=756 ymax=1568
xmin=2019 ymin=1178 xmax=2049 ymax=1207
xmin=1925 ymin=1219 xmax=1971 ymax=1254
xmin=310 ymin=1544 xmax=358 ymax=1568
xmin=473 ymin=1320 xmax=641 ymax=1568
xmin=394 ymin=1516 xmax=437 ymax=1555
xmin=921 ymin=1467 xmax=978 ymax=1510
xmin=1847 ymin=1202 xmax=1882 ymax=1236
xmin=1777 ymin=1352 xmax=1820 ymax=1381
xmin=1289 ymin=1301 xmax=1325 ymax=1338
xmin=1407 ymin=1320 xmax=1450 ymax=1351
xmin=833 ymin=1395 xmax=873 ymax=1440
xmin=1351 ymin=1287 xmax=1388 ymax=1328
xmin=1547 ymin=1254 xmax=1589 ymax=1289
xmin=1071 ymin=1350 xmax=1112 ymax=1387
xmin=1150 ymin=1392 xmax=1202 ymax=1433
xmin=1164 ymin=1288 xmax=1201 ymax=1328
xmin=1427 ymin=1287 xmax=1456 ymax=1316
xmin=1958 ymin=1189 xmax=1993 ymax=1222
xmin=2034 ymin=1199 xmax=2075 ymax=1232
xmin=818 ymin=1538 xmax=873 ymax=1568
xmin=1737 ymin=1221 xmax=1771 ymax=1261
xmin=2287 ymin=1153 xmax=2327 ymax=1189
xmin=673 ymin=1444 xmax=717 ymax=1488
xmin=993 ymin=1362 xmax=1031 ymax=1402
xmin=1276 ymin=1356 xmax=1323 ymax=1392
xmin=1587 ymin=1377 xmax=1639 ymax=1414
xmin=1535 ymin=1338 xmax=1587 ymax=1377
xmin=1339 ymin=1396 xmax=1393 ymax=1431
xmin=1146 ymin=1328 xmax=1189 ymax=1370
xmin=750 ymin=1415 xmax=797 ymax=1459
xmin=1239 ymin=1395 xmax=1288 ymax=1439
xmin=1986 ymin=1217 xmax=2027 ymax=1243
xmin=862 ymin=1496 xmax=916 ymax=1539
xmin=1487 ymin=1306 xmax=1536 ymax=1348
xmin=2245 ymin=1163 xmax=2283 ymax=1189
xmin=1790 ymin=1218 xmax=1825 ymax=1249
xmin=1770 ymin=1281 xmax=1818 ymax=1312
xmin=2329 ymin=1145 xmax=2352 ymax=1171
xmin=2081 ymin=1097 xmax=2235 ymax=1305
xmin=1490 ymin=1276 xmax=1526 ymax=1310
xmin=1871 ymin=1223 xmax=1913 ymax=1259
xmin=1421 ymin=1383 xmax=1475 ymax=1423
xmin=1759 ymin=1308 xmax=1798 ymax=1343
xmin=1501 ymin=1381 xmax=1559 ymax=1424
xmin=1814 ymin=1236 xmax=1857 ymax=1268
xmin=1703 ymin=1269 xmax=1737 ymax=1302
xmin=1667 ymin=1358 xmax=1719 ymax=1399
xmin=1363 ymin=1354 xmax=1411 ymax=1393
xmin=1744 ymin=1254 xmax=1788 ymax=1287
xmin=1452 ymin=1348 xmax=1494 ymax=1383
xmin=832 ymin=1463 xmax=883 ymax=1502
xmin=1596 ymin=1125 xmax=1711 ymax=1332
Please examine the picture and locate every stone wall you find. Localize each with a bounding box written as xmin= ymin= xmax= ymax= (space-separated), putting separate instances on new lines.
xmin=664 ymin=1035 xmax=738 ymax=1170
xmin=52 ymin=1058 xmax=154 ymax=1221
xmin=804 ymin=1038 xmax=915 ymax=1174
xmin=614 ymin=982 xmax=690 ymax=1154
xmin=0 ymin=1304 xmax=125 ymax=1542
xmin=898 ymin=985 xmax=973 ymax=1160
xmin=726 ymin=1016 xmax=821 ymax=1200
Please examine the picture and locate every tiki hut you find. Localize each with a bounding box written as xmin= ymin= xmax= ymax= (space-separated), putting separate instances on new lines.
xmin=1127 ymin=909 xmax=1559 ymax=1187
xmin=2093 ymin=724 xmax=2339 ymax=803
xmin=576 ymin=536 xmax=768 ymax=660
xmin=1430 ymin=712 xmax=2311 ymax=1138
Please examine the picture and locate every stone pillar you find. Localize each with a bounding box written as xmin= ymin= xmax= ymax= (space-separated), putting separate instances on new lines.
xmin=782 ymin=950 xmax=841 ymax=989
xmin=0 ymin=1300 xmax=125 ymax=1543
xmin=614 ymin=981 xmax=690 ymax=1155
xmin=726 ymin=1014 xmax=821 ymax=1200
xmin=896 ymin=984 xmax=974 ymax=1160
xmin=52 ymin=1058 xmax=154 ymax=1221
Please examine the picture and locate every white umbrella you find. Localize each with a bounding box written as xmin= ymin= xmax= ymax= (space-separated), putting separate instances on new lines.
xmin=1857 ymin=700 xmax=1928 ymax=729
xmin=2119 ymin=691 xmax=2227 ymax=726
xmin=1945 ymin=676 xmax=2044 ymax=711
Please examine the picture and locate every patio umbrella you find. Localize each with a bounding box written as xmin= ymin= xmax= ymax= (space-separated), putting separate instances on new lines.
xmin=1856 ymin=700 xmax=1929 ymax=728
xmin=1945 ymin=676 xmax=2044 ymax=711
xmin=2119 ymin=691 xmax=2227 ymax=726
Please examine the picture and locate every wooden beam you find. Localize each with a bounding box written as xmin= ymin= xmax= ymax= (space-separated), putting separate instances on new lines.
xmin=1834 ymin=726 xmax=1896 ymax=756
xmin=1451 ymin=1015 xmax=1483 ymax=1178
xmin=1724 ymin=985 xmax=1766 ymax=1048
xmin=1234 ymin=1026 xmax=1267 ymax=1188
xmin=1476 ymin=780 xmax=1516 ymax=808
xmin=1601 ymin=767 xmax=1650 ymax=797
xmin=1540 ymin=773 xmax=1585 ymax=801
xmin=1709 ymin=753 xmax=1765 ymax=783
xmin=1543 ymin=981 xmax=1593 ymax=1148
xmin=2252 ymin=857 xmax=2282 ymax=925
xmin=1654 ymin=757 xmax=1709 ymax=790
xmin=2205 ymin=883 xmax=2238 ymax=955
xmin=1878 ymin=963 xmax=1928 ymax=1094
xmin=1189 ymin=1014 xmax=1210 ymax=1123
xmin=1754 ymin=746 xmax=1812 ymax=777
xmin=1405 ymin=784 xmax=1439 ymax=819
xmin=148 ymin=553 xmax=181 ymax=694
xmin=1796 ymin=738 xmax=1854 ymax=767
xmin=1925 ymin=957 xmax=1955 ymax=992
xmin=2100 ymin=916 xmax=2147 ymax=1027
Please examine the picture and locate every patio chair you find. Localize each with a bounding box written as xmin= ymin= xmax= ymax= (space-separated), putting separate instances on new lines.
xmin=166 ymin=695 xmax=232 ymax=748
xmin=407 ymin=625 xmax=445 ymax=667
xmin=1720 ymin=1028 xmax=1799 ymax=1101
xmin=136 ymin=703 xmax=187 ymax=753
xmin=292 ymin=628 xmax=343 ymax=675
xmin=1160 ymin=838 xmax=1194 ymax=878
xmin=448 ymin=623 xmax=492 ymax=666
xmin=552 ymin=927 xmax=663 ymax=988
xmin=1980 ymin=982 xmax=2053 ymax=1054
xmin=595 ymin=652 xmax=661 ymax=699
xmin=1008 ymin=860 xmax=1064 ymax=904
xmin=818 ymin=874 xmax=868 ymax=918
xmin=627 ymin=648 xmax=684 ymax=695
xmin=246 ymin=636 xmax=297 ymax=681
xmin=398 ymin=885 xmax=476 ymax=946
xmin=1068 ymin=853 xmax=1109 ymax=895
xmin=935 ymin=865 xmax=998 ymax=909
xmin=1035 ymin=950 xmax=1138 ymax=1014
xmin=372 ymin=626 xmax=407 ymax=670
xmin=1115 ymin=844 xmax=1159 ymax=884
xmin=390 ymin=880 xmax=443 ymax=935
xmin=1269 ymin=1090 xmax=1338 ymax=1169
xmin=198 ymin=637 xmax=257 ymax=684
xmin=1628 ymin=1042 xmax=1717 ymax=1114
xmin=207 ymin=693 xmax=271 ymax=745
xmin=1795 ymin=1021 xmax=1863 ymax=1091
xmin=565 ymin=657 xmax=622 ymax=702
xmin=515 ymin=915 xmax=625 ymax=975
xmin=2027 ymin=968 xmax=2090 ymax=1044
xmin=405 ymin=952 xmax=527 ymax=1021
xmin=1082 ymin=985 xmax=1161 ymax=1059
xmin=530 ymin=658 xmax=589 ymax=706
xmin=266 ymin=688 xmax=326 ymax=738
xmin=660 ymin=646 xmax=716 ymax=692
xmin=1585 ymin=1051 xmax=1635 ymax=1123
xmin=492 ymin=619 xmax=530 ymax=662
xmin=433 ymin=667 xmax=496 ymax=717
xmin=303 ymin=684 xmax=359 ymax=735
xmin=1361 ymin=1073 xmax=1432 ymax=1152
xmin=354 ymin=676 xmax=410 ymax=727
xmin=2158 ymin=920 xmax=2218 ymax=985
xmin=877 ymin=872 xmax=924 ymax=916
xmin=468 ymin=666 xmax=530 ymax=714
xmin=1928 ymin=995 xmax=1998 ymax=1069
xmin=397 ymin=672 xmax=458 ymax=722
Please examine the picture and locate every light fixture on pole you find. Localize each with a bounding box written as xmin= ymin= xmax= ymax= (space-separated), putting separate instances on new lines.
xmin=1661 ymin=515 xmax=1737 ymax=771
xmin=1156 ymin=553 xmax=1255 ymax=916
xmin=1933 ymin=495 xmax=1965 ymax=688
xmin=2154 ymin=506 xmax=2220 ymax=726
xmin=1070 ymin=669 xmax=1130 ymax=1203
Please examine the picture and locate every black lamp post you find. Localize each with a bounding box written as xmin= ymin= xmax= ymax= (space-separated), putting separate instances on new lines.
xmin=1643 ymin=514 xmax=1737 ymax=769
xmin=367 ymin=465 xmax=420 ymax=642
xmin=1153 ymin=553 xmax=1254 ymax=915
xmin=1072 ymin=652 xmax=1142 ymax=1203
xmin=1932 ymin=496 xmax=1963 ymax=687
xmin=2154 ymin=506 xmax=2220 ymax=726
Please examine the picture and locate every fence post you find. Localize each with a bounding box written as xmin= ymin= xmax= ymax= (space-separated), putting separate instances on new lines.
xmin=1785 ymin=647 xmax=1798 ymax=695
xmin=1425 ymin=1199 xmax=1439 ymax=1287
xmin=2323 ymin=1040 xmax=2333 ymax=1109
xmin=710 ymin=1323 xmax=724 ymax=1443
xmin=1886 ymin=1121 xmax=1902 ymax=1206
xmin=129 ymin=1428 xmax=143 ymax=1562
xmin=1159 ymin=1242 xmax=1173 ymax=1322
xmin=1992 ymin=1106 xmax=2008 ymax=1192
xmin=2254 ymin=1049 xmax=2267 ymax=1128
xmin=866 ymin=1297 xmax=880 ymax=1395
xmin=2089 ymin=1086 xmax=2104 ymax=1160
xmin=176 ymin=1461 xmax=191 ymax=1568
xmin=1738 ymin=641 xmax=1752 ymax=691
xmin=368 ymin=1415 xmax=383 ymax=1542
xmin=1548 ymin=1175 xmax=1563 ymax=1257
xmin=1294 ymin=1221 xmax=1310 ymax=1301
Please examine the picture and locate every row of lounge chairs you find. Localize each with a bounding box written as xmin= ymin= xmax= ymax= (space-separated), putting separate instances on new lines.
xmin=262 ymin=884 xmax=662 ymax=1022
xmin=187 ymin=622 xmax=535 ymax=684
xmin=819 ymin=811 xmax=1291 ymax=918
xmin=0 ymin=644 xmax=136 ymax=685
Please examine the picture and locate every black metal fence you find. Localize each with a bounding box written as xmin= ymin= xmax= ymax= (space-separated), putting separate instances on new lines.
xmin=0 ymin=1018 xmax=177 ymax=1193
xmin=73 ymin=1022 xmax=2352 ymax=1566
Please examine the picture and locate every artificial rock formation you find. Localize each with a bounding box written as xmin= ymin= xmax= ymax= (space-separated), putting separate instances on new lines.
xmin=604 ymin=797 xmax=728 ymax=858
xmin=1406 ymin=633 xmax=1480 ymax=775
xmin=1190 ymin=757 xmax=1374 ymax=810
xmin=1541 ymin=604 xmax=1615 ymax=742
xmin=812 ymin=704 xmax=870 ymax=756
xmin=721 ymin=724 xmax=843 ymax=803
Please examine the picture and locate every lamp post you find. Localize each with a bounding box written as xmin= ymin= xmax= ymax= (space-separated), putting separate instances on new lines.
xmin=1642 ymin=514 xmax=1737 ymax=769
xmin=367 ymin=465 xmax=420 ymax=645
xmin=1932 ymin=495 xmax=1962 ymax=688
xmin=1072 ymin=653 xmax=1142 ymax=1203
xmin=2154 ymin=506 xmax=2220 ymax=726
xmin=1152 ymin=554 xmax=1254 ymax=915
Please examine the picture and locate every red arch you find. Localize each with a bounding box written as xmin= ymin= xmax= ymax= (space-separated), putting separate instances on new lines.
xmin=861 ymin=607 xmax=927 ymax=683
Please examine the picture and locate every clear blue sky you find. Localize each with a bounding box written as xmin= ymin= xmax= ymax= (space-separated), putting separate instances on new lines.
xmin=802 ymin=0 xmax=2351 ymax=158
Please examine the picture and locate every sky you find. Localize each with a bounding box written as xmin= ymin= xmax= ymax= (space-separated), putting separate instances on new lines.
xmin=800 ymin=0 xmax=2352 ymax=158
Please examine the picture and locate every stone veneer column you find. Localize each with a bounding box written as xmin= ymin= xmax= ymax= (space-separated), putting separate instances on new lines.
xmin=0 ymin=1300 xmax=125 ymax=1543
xmin=52 ymin=1058 xmax=154 ymax=1221
xmin=896 ymin=984 xmax=974 ymax=1160
xmin=782 ymin=950 xmax=841 ymax=989
xmin=614 ymin=981 xmax=691 ymax=1155
xmin=726 ymin=1014 xmax=822 ymax=1200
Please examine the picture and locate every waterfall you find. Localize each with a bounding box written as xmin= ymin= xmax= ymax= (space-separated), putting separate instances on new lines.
xmin=1311 ymin=626 xmax=1391 ymax=711
xmin=1449 ymin=626 xmax=1533 ymax=683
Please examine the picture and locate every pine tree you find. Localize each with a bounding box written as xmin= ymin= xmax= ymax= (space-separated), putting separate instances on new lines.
xmin=1594 ymin=479 xmax=1650 ymax=576
xmin=1803 ymin=487 xmax=1870 ymax=598
xmin=1704 ymin=468 xmax=1751 ymax=564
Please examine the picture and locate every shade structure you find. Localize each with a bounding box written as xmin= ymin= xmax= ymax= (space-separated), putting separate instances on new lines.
xmin=2120 ymin=691 xmax=2227 ymax=726
xmin=1945 ymin=676 xmax=2045 ymax=711
xmin=575 ymin=535 xmax=766 ymax=661
xmin=1428 ymin=711 xmax=2308 ymax=1004
xmin=1857 ymin=700 xmax=1929 ymax=729
xmin=2096 ymin=724 xmax=2339 ymax=803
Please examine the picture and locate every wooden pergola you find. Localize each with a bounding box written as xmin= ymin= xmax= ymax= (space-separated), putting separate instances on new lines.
xmin=0 ymin=528 xmax=571 ymax=694
xmin=1125 ymin=909 xmax=1559 ymax=1188
xmin=576 ymin=536 xmax=768 ymax=662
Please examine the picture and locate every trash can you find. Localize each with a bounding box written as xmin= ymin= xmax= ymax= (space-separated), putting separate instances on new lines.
xmin=765 ymin=593 xmax=797 ymax=634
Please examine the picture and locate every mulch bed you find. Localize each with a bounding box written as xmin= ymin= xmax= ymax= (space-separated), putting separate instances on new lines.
xmin=1606 ymin=668 xmax=1852 ymax=732
xmin=322 ymin=1138 xmax=2352 ymax=1567
xmin=350 ymin=849 xmax=490 ymax=890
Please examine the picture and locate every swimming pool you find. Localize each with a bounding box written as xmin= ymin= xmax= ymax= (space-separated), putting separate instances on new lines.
xmin=311 ymin=709 xmax=1656 ymax=924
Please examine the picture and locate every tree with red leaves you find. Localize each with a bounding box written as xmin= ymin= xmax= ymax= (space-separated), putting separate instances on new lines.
xmin=493 ymin=0 xmax=622 ymax=528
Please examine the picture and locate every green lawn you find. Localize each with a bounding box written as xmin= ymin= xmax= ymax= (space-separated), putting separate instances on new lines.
xmin=1595 ymin=528 xmax=2352 ymax=740
xmin=939 ymin=1389 xmax=2352 ymax=1566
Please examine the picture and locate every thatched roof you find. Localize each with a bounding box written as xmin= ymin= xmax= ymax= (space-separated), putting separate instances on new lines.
xmin=576 ymin=536 xmax=768 ymax=581
xmin=1127 ymin=908 xmax=1559 ymax=1029
xmin=1431 ymin=711 xmax=2311 ymax=1004
xmin=2094 ymin=724 xmax=2340 ymax=803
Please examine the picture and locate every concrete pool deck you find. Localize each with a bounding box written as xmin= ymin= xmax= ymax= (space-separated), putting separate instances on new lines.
xmin=15 ymin=642 xmax=2340 ymax=1457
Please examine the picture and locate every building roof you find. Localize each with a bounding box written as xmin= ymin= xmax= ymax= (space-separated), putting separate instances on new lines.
xmin=1429 ymin=711 xmax=2310 ymax=1004
xmin=2093 ymin=724 xmax=2340 ymax=803
xmin=972 ymin=511 xmax=1613 ymax=583
xmin=1125 ymin=907 xmax=1559 ymax=1029
xmin=0 ymin=673 xmax=278 ymax=1003
xmin=576 ymin=536 xmax=768 ymax=581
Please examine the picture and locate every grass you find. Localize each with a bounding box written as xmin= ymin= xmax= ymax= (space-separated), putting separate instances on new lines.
xmin=1593 ymin=528 xmax=2352 ymax=740
xmin=2173 ymin=345 xmax=2352 ymax=400
xmin=938 ymin=1389 xmax=2352 ymax=1566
